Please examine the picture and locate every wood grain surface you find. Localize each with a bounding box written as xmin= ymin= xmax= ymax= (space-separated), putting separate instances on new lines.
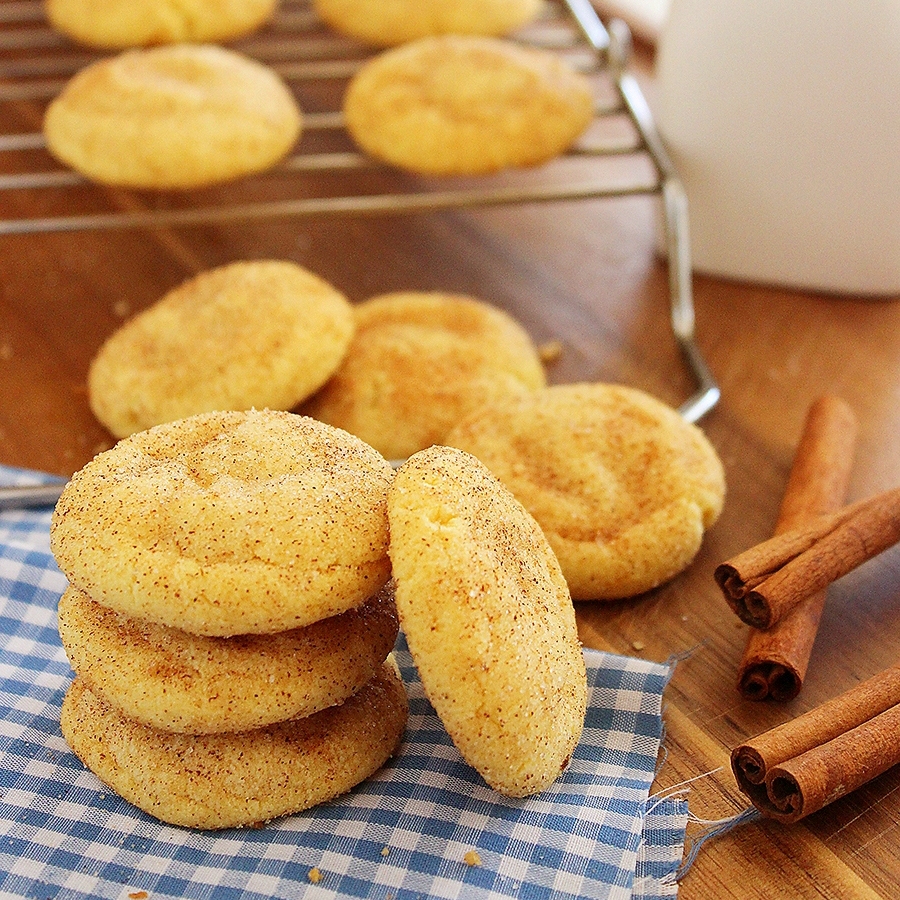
xmin=2 ymin=3 xmax=900 ymax=897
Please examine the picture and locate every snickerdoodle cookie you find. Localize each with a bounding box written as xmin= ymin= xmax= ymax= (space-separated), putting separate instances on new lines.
xmin=43 ymin=44 xmax=301 ymax=188
xmin=313 ymin=0 xmax=541 ymax=46
xmin=303 ymin=291 xmax=546 ymax=460
xmin=88 ymin=260 xmax=354 ymax=438
xmin=46 ymin=0 xmax=278 ymax=49
xmin=50 ymin=410 xmax=394 ymax=636
xmin=446 ymin=383 xmax=726 ymax=600
xmin=387 ymin=445 xmax=587 ymax=797
xmin=57 ymin=583 xmax=399 ymax=733
xmin=60 ymin=662 xmax=408 ymax=829
xmin=343 ymin=35 xmax=595 ymax=175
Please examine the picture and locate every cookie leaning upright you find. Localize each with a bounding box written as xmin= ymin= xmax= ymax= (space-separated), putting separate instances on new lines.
xmin=343 ymin=35 xmax=595 ymax=176
xmin=387 ymin=445 xmax=587 ymax=797
xmin=50 ymin=409 xmax=394 ymax=636
xmin=43 ymin=44 xmax=302 ymax=189
xmin=88 ymin=260 xmax=354 ymax=438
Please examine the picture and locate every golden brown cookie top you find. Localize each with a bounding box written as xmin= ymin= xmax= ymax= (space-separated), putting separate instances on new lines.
xmin=446 ymin=383 xmax=726 ymax=599
xmin=51 ymin=410 xmax=394 ymax=636
xmin=303 ymin=291 xmax=546 ymax=460
xmin=344 ymin=35 xmax=595 ymax=175
xmin=88 ymin=260 xmax=354 ymax=438
xmin=43 ymin=44 xmax=301 ymax=188
xmin=46 ymin=0 xmax=278 ymax=48
xmin=313 ymin=0 xmax=541 ymax=46
xmin=387 ymin=445 xmax=587 ymax=797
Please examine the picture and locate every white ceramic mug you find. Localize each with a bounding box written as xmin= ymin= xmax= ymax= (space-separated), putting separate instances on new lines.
xmin=655 ymin=0 xmax=900 ymax=296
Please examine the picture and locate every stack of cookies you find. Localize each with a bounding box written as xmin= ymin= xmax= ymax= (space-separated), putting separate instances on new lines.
xmin=50 ymin=409 xmax=408 ymax=830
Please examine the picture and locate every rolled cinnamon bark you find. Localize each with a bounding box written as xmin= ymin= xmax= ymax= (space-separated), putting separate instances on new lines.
xmin=732 ymin=665 xmax=900 ymax=822
xmin=765 ymin=703 xmax=900 ymax=823
xmin=715 ymin=485 xmax=900 ymax=630
xmin=737 ymin=395 xmax=857 ymax=701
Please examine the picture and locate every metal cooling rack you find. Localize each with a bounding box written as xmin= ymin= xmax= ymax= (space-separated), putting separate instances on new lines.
xmin=0 ymin=0 xmax=718 ymax=421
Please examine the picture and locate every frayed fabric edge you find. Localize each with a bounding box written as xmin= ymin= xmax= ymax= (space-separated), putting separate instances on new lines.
xmin=651 ymin=645 xmax=761 ymax=882
xmin=676 ymin=806 xmax=762 ymax=880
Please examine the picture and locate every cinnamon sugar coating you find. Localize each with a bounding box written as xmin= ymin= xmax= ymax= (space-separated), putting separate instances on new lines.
xmin=303 ymin=291 xmax=545 ymax=460
xmin=60 ymin=662 xmax=408 ymax=829
xmin=43 ymin=44 xmax=301 ymax=188
xmin=343 ymin=35 xmax=595 ymax=175
xmin=387 ymin=446 xmax=586 ymax=797
xmin=88 ymin=260 xmax=354 ymax=438
xmin=50 ymin=410 xmax=394 ymax=636
xmin=446 ymin=383 xmax=726 ymax=600
xmin=313 ymin=0 xmax=541 ymax=46
xmin=57 ymin=583 xmax=398 ymax=733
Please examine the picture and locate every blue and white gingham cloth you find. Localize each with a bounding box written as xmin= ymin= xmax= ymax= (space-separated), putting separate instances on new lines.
xmin=0 ymin=465 xmax=687 ymax=900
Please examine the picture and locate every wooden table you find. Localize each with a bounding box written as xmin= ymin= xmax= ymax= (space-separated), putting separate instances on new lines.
xmin=2 ymin=7 xmax=900 ymax=898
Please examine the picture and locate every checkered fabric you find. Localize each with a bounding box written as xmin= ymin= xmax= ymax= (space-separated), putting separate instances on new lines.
xmin=0 ymin=465 xmax=686 ymax=900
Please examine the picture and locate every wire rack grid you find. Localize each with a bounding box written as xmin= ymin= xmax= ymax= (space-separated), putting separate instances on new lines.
xmin=0 ymin=0 xmax=718 ymax=420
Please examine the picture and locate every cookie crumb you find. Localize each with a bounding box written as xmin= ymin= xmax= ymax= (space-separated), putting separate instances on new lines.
xmin=538 ymin=340 xmax=563 ymax=364
xmin=128 ymin=892 xmax=148 ymax=899
xmin=631 ymin=640 xmax=645 ymax=652
xmin=380 ymin=846 xmax=390 ymax=857
xmin=464 ymin=850 xmax=482 ymax=867
xmin=307 ymin=867 xmax=324 ymax=884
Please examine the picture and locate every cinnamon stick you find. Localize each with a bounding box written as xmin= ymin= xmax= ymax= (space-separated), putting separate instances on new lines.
xmin=732 ymin=664 xmax=900 ymax=823
xmin=715 ymin=485 xmax=900 ymax=630
xmin=737 ymin=395 xmax=857 ymax=701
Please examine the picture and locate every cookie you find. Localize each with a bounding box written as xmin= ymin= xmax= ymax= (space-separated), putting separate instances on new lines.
xmin=50 ymin=410 xmax=394 ymax=636
xmin=303 ymin=291 xmax=546 ymax=460
xmin=313 ymin=0 xmax=541 ymax=47
xmin=57 ymin=583 xmax=399 ymax=733
xmin=343 ymin=35 xmax=595 ymax=175
xmin=88 ymin=260 xmax=354 ymax=438
xmin=46 ymin=0 xmax=278 ymax=49
xmin=60 ymin=662 xmax=408 ymax=829
xmin=43 ymin=44 xmax=302 ymax=188
xmin=387 ymin=445 xmax=587 ymax=797
xmin=446 ymin=383 xmax=726 ymax=600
